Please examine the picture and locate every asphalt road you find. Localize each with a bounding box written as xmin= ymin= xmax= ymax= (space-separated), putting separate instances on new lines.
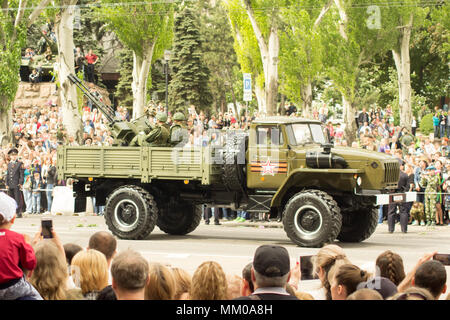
xmin=11 ymin=213 xmax=450 ymax=298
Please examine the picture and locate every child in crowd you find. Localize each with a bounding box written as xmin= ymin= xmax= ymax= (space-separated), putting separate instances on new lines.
xmin=0 ymin=192 xmax=42 ymax=300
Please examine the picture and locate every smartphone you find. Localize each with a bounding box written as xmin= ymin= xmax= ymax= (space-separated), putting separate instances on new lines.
xmin=300 ymin=255 xmax=318 ymax=280
xmin=41 ymin=218 xmax=53 ymax=239
xmin=433 ymin=253 xmax=450 ymax=266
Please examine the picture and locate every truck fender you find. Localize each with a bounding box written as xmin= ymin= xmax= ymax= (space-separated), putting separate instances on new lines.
xmin=271 ymin=168 xmax=364 ymax=208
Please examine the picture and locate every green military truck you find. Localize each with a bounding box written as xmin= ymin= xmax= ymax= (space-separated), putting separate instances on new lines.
xmin=57 ymin=115 xmax=416 ymax=247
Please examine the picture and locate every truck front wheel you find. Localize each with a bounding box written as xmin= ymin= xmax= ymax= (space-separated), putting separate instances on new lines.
xmin=104 ymin=185 xmax=158 ymax=240
xmin=157 ymin=201 xmax=203 ymax=235
xmin=283 ymin=190 xmax=342 ymax=248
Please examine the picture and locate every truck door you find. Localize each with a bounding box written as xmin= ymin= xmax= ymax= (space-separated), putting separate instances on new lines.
xmin=247 ymin=125 xmax=289 ymax=189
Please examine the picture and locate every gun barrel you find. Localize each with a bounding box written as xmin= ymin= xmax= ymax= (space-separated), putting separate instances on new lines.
xmin=67 ymin=74 xmax=115 ymax=123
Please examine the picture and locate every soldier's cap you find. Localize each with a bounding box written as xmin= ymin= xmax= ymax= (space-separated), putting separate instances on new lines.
xmin=8 ymin=148 xmax=18 ymax=155
xmin=173 ymin=112 xmax=186 ymax=121
xmin=156 ymin=112 xmax=168 ymax=122
xmin=253 ymin=245 xmax=290 ymax=278
xmin=0 ymin=192 xmax=17 ymax=222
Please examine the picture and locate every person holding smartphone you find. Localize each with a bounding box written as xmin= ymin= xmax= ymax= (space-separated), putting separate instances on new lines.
xmin=0 ymin=192 xmax=42 ymax=300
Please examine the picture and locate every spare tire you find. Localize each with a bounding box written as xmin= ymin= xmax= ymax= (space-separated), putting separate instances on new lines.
xmin=222 ymin=131 xmax=247 ymax=191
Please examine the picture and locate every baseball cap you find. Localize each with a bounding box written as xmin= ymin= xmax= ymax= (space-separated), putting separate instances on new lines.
xmin=253 ymin=245 xmax=290 ymax=277
xmin=356 ymin=276 xmax=398 ymax=299
xmin=0 ymin=192 xmax=17 ymax=222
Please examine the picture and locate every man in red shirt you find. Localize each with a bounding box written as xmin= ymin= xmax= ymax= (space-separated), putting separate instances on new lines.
xmin=0 ymin=192 xmax=42 ymax=300
xmin=85 ymin=49 xmax=98 ymax=84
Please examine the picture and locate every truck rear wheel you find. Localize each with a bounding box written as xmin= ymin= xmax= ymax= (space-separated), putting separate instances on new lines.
xmin=337 ymin=206 xmax=378 ymax=243
xmin=283 ymin=190 xmax=342 ymax=248
xmin=104 ymin=185 xmax=158 ymax=240
xmin=157 ymin=201 xmax=203 ymax=235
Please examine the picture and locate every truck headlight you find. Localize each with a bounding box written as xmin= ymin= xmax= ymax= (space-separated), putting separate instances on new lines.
xmin=357 ymin=177 xmax=362 ymax=186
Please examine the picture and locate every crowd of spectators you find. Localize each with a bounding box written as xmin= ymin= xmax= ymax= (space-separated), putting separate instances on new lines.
xmin=0 ymin=193 xmax=448 ymax=301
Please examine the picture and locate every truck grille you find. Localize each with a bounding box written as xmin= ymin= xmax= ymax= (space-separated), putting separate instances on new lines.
xmin=384 ymin=162 xmax=400 ymax=184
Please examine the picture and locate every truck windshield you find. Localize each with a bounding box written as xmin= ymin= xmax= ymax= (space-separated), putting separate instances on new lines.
xmin=289 ymin=123 xmax=328 ymax=145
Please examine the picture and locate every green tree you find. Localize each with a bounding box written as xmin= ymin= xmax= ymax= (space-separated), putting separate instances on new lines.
xmin=0 ymin=0 xmax=52 ymax=143
xmin=168 ymin=4 xmax=212 ymax=112
xmin=386 ymin=0 xmax=429 ymax=131
xmin=197 ymin=0 xmax=240 ymax=114
xmin=225 ymin=0 xmax=264 ymax=113
xmin=115 ymin=47 xmax=134 ymax=108
xmin=319 ymin=0 xmax=399 ymax=144
xmin=279 ymin=0 xmax=329 ymax=117
xmin=99 ymin=0 xmax=174 ymax=119
xmin=241 ymin=0 xmax=281 ymax=116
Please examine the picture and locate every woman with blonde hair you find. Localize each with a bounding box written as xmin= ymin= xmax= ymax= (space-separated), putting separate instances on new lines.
xmin=144 ymin=263 xmax=177 ymax=300
xmin=312 ymin=244 xmax=351 ymax=300
xmin=29 ymin=241 xmax=82 ymax=300
xmin=171 ymin=267 xmax=191 ymax=300
xmin=189 ymin=261 xmax=228 ymax=300
xmin=71 ymin=249 xmax=109 ymax=300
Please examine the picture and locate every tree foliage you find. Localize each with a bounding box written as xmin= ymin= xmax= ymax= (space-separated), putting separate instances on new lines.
xmin=168 ymin=3 xmax=212 ymax=112
xmin=197 ymin=0 xmax=240 ymax=114
xmin=279 ymin=0 xmax=325 ymax=112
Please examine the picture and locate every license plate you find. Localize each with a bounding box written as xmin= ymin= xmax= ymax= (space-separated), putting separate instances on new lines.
xmin=393 ymin=195 xmax=404 ymax=202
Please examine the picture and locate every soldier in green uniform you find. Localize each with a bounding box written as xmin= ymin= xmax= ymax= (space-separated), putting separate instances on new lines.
xmin=129 ymin=106 xmax=156 ymax=147
xmin=410 ymin=201 xmax=425 ymax=226
xmin=143 ymin=112 xmax=170 ymax=147
xmin=420 ymin=165 xmax=440 ymax=226
xmin=169 ymin=112 xmax=189 ymax=147
xmin=399 ymin=127 xmax=415 ymax=154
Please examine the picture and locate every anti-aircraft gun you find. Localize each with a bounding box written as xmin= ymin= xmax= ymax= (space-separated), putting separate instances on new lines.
xmin=67 ymin=73 xmax=152 ymax=146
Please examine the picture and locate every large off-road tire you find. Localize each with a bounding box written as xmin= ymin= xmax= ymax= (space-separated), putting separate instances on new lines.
xmin=222 ymin=132 xmax=247 ymax=191
xmin=157 ymin=201 xmax=203 ymax=235
xmin=283 ymin=190 xmax=342 ymax=248
xmin=337 ymin=206 xmax=378 ymax=243
xmin=104 ymin=185 xmax=158 ymax=240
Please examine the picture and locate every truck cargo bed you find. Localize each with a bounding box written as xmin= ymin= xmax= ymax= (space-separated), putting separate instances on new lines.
xmin=57 ymin=146 xmax=221 ymax=184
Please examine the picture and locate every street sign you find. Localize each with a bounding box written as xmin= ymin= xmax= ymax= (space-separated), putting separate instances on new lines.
xmin=243 ymin=73 xmax=252 ymax=102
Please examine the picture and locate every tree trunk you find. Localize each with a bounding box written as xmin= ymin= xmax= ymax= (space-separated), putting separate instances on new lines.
xmin=265 ymin=25 xmax=279 ymax=116
xmin=392 ymin=14 xmax=413 ymax=131
xmin=342 ymin=95 xmax=357 ymax=145
xmin=229 ymin=83 xmax=238 ymax=117
xmin=0 ymin=102 xmax=11 ymax=146
xmin=244 ymin=1 xmax=279 ymax=116
xmin=301 ymin=82 xmax=313 ymax=118
xmin=55 ymin=1 xmax=83 ymax=142
xmin=255 ymin=83 xmax=266 ymax=115
xmin=131 ymin=42 xmax=155 ymax=119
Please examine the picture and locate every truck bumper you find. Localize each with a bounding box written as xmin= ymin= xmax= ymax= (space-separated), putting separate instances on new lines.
xmin=375 ymin=192 xmax=417 ymax=206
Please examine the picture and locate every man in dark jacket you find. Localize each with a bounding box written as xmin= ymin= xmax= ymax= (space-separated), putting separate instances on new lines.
xmin=388 ymin=159 xmax=410 ymax=233
xmin=234 ymin=245 xmax=298 ymax=300
xmin=6 ymin=148 xmax=24 ymax=218
xmin=358 ymin=108 xmax=370 ymax=129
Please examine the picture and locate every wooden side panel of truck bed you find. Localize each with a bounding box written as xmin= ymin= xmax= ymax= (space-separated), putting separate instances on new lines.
xmin=57 ymin=146 xmax=219 ymax=184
